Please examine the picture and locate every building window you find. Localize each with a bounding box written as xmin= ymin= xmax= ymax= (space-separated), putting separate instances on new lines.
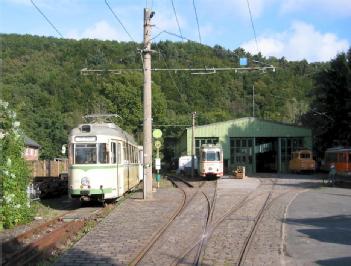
xmin=230 ymin=138 xmax=253 ymax=165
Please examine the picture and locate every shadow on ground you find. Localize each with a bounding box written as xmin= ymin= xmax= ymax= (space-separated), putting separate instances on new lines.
xmin=285 ymin=215 xmax=351 ymax=246
xmin=316 ymin=256 xmax=351 ymax=266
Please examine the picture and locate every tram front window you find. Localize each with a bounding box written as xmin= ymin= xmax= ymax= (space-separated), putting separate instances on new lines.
xmin=75 ymin=144 xmax=97 ymax=164
xmin=206 ymin=151 xmax=220 ymax=161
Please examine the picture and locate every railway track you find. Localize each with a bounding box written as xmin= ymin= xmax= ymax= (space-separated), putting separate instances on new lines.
xmin=173 ymin=177 xmax=278 ymax=265
xmin=130 ymin=175 xmax=217 ymax=266
xmin=193 ymin=179 xmax=218 ymax=265
xmin=129 ymin=176 xmax=189 ymax=266
xmin=2 ymin=203 xmax=112 ymax=265
xmin=130 ymin=175 xmax=296 ymax=266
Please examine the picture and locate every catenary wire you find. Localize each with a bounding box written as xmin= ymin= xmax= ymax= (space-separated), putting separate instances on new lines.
xmin=170 ymin=0 xmax=184 ymax=41
xmin=154 ymin=26 xmax=196 ymax=43
xmin=192 ymin=0 xmax=202 ymax=44
xmin=246 ymin=0 xmax=260 ymax=54
xmin=105 ymin=0 xmax=136 ymax=42
xmin=30 ymin=0 xmax=64 ymax=38
xmin=157 ymin=50 xmax=185 ymax=100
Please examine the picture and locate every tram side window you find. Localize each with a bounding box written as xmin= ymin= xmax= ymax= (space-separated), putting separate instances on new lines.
xmin=117 ymin=143 xmax=121 ymax=164
xmin=98 ymin=143 xmax=109 ymax=164
xmin=339 ymin=152 xmax=347 ymax=163
xmin=75 ymin=144 xmax=97 ymax=164
xmin=68 ymin=144 xmax=74 ymax=164
xmin=326 ymin=152 xmax=337 ymax=163
xmin=111 ymin=142 xmax=117 ymax=164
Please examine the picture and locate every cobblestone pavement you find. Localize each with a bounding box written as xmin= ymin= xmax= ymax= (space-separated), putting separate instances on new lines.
xmin=200 ymin=175 xmax=319 ymax=266
xmin=54 ymin=189 xmax=183 ymax=266
xmin=55 ymin=174 xmax=348 ymax=266
xmin=138 ymin=187 xmax=208 ymax=265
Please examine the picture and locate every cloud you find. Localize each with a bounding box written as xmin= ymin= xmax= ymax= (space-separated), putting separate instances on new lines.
xmin=241 ymin=21 xmax=349 ymax=62
xmin=280 ymin=0 xmax=351 ymax=17
xmin=67 ymin=21 xmax=121 ymax=41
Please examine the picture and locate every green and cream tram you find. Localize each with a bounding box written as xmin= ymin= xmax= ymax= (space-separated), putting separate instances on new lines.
xmin=68 ymin=123 xmax=142 ymax=202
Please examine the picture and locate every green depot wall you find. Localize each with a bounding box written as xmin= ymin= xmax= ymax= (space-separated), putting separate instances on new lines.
xmin=179 ymin=117 xmax=312 ymax=173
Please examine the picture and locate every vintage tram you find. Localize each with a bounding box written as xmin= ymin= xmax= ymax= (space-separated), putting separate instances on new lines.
xmin=199 ymin=144 xmax=223 ymax=178
xmin=323 ymin=147 xmax=351 ymax=177
xmin=67 ymin=122 xmax=143 ymax=203
xmin=288 ymin=149 xmax=316 ymax=173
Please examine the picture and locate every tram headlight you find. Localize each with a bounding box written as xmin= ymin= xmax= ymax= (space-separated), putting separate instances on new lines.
xmin=81 ymin=176 xmax=90 ymax=186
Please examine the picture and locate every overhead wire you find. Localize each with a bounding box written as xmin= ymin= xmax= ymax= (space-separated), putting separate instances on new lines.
xmin=105 ymin=0 xmax=136 ymax=42
xmin=105 ymin=0 xmax=146 ymax=70
xmin=170 ymin=0 xmax=184 ymax=41
xmin=246 ymin=0 xmax=260 ymax=54
xmin=154 ymin=26 xmax=196 ymax=43
xmin=192 ymin=0 xmax=202 ymax=44
xmin=30 ymin=0 xmax=64 ymax=38
xmin=157 ymin=49 xmax=185 ymax=100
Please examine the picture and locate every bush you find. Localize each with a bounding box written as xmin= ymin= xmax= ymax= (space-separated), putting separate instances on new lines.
xmin=0 ymin=99 xmax=33 ymax=229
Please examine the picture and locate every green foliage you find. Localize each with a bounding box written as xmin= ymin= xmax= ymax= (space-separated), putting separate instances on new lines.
xmin=302 ymin=49 xmax=351 ymax=155
xmin=1 ymin=33 xmax=342 ymax=161
xmin=0 ymin=100 xmax=33 ymax=229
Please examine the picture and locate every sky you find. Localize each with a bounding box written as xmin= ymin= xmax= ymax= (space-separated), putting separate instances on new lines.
xmin=1 ymin=0 xmax=350 ymax=62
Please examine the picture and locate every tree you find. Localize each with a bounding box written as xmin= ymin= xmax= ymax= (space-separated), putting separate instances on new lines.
xmin=0 ymin=99 xmax=33 ymax=229
xmin=302 ymin=49 xmax=351 ymax=155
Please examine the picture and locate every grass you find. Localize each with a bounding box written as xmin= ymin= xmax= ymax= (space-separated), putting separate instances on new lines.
xmin=155 ymin=176 xmax=174 ymax=188
xmin=31 ymin=200 xmax=64 ymax=220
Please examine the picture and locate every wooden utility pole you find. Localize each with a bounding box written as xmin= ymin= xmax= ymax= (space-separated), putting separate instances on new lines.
xmin=191 ymin=111 xmax=196 ymax=178
xmin=143 ymin=8 xmax=154 ymax=199
xmin=252 ymin=84 xmax=255 ymax=117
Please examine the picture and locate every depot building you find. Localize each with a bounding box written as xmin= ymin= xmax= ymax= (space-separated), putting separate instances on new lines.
xmin=174 ymin=117 xmax=312 ymax=174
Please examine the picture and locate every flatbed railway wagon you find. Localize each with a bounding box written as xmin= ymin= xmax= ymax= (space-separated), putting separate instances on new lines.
xmin=199 ymin=144 xmax=223 ymax=178
xmin=68 ymin=122 xmax=142 ymax=202
xmin=322 ymin=147 xmax=351 ymax=178
xmin=289 ymin=149 xmax=316 ymax=173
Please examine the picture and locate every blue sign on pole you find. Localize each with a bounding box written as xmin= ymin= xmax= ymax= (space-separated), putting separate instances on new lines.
xmin=240 ymin=57 xmax=248 ymax=66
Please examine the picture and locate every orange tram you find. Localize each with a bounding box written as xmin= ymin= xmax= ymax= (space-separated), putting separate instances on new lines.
xmin=322 ymin=147 xmax=351 ymax=177
xmin=289 ymin=149 xmax=316 ymax=173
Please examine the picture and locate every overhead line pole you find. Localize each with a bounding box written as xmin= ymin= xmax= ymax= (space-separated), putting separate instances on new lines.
xmin=143 ymin=8 xmax=154 ymax=200
xmin=191 ymin=112 xmax=196 ymax=178
xmin=252 ymin=85 xmax=255 ymax=117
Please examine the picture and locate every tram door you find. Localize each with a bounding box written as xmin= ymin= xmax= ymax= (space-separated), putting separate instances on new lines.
xmin=111 ymin=140 xmax=120 ymax=196
xmin=116 ymin=141 xmax=124 ymax=196
xmin=138 ymin=146 xmax=144 ymax=181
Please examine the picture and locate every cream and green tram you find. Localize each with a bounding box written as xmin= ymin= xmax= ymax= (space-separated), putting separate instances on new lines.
xmin=68 ymin=123 xmax=142 ymax=202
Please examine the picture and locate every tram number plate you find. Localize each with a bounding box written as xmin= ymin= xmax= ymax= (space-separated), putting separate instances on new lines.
xmin=80 ymin=190 xmax=90 ymax=195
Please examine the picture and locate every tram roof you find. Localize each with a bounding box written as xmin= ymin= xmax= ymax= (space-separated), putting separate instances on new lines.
xmin=70 ymin=123 xmax=136 ymax=143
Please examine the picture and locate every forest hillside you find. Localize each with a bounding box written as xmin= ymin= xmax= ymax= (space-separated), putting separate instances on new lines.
xmin=1 ymin=34 xmax=350 ymax=159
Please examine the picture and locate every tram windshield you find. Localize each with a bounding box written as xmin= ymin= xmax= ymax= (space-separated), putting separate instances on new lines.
xmin=203 ymin=151 xmax=220 ymax=161
xmin=300 ymin=153 xmax=311 ymax=159
xmin=74 ymin=143 xmax=109 ymax=164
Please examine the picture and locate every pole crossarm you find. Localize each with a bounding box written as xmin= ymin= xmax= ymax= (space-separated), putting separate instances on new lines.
xmin=83 ymin=114 xmax=122 ymax=119
xmin=152 ymin=124 xmax=192 ymax=127
xmin=80 ymin=66 xmax=276 ymax=75
xmin=152 ymin=66 xmax=276 ymax=72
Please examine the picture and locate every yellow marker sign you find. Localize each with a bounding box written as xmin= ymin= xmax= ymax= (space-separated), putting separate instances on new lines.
xmin=155 ymin=140 xmax=161 ymax=148
xmin=152 ymin=129 xmax=162 ymax=139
